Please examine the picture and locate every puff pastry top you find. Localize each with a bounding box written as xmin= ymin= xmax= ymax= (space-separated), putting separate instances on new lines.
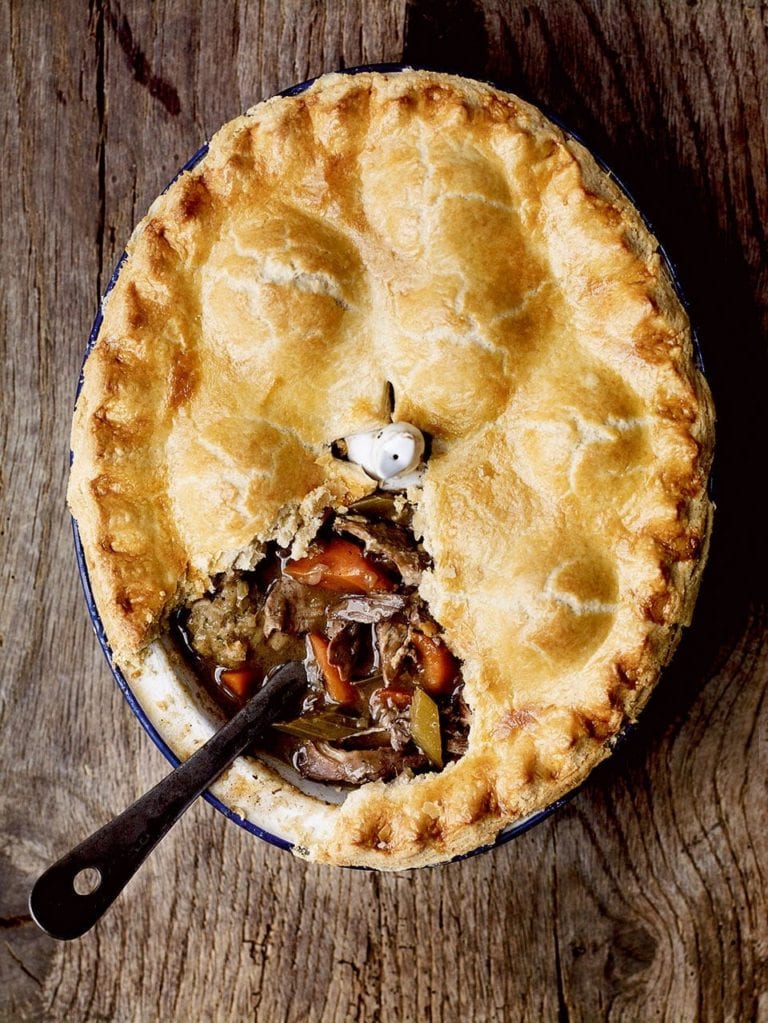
xmin=69 ymin=71 xmax=714 ymax=868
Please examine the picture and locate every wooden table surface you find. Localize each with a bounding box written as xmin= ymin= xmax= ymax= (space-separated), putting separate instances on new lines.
xmin=2 ymin=2 xmax=765 ymax=1020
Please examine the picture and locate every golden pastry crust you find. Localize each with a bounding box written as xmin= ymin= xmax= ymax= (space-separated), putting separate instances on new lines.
xmin=69 ymin=70 xmax=714 ymax=868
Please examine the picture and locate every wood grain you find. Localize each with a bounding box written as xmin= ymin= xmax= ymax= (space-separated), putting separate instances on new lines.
xmin=1 ymin=1 xmax=765 ymax=1020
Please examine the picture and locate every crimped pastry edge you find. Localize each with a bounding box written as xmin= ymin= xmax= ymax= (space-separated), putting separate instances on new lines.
xmin=68 ymin=69 xmax=715 ymax=869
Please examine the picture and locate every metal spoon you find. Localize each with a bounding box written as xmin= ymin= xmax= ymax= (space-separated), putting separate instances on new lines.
xmin=29 ymin=661 xmax=307 ymax=940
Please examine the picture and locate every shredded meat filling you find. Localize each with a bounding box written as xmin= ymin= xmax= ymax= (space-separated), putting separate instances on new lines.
xmin=333 ymin=514 xmax=427 ymax=586
xmin=294 ymin=742 xmax=429 ymax=785
xmin=375 ymin=618 xmax=412 ymax=685
xmin=263 ymin=576 xmax=334 ymax=637
xmin=326 ymin=621 xmax=366 ymax=682
xmin=176 ymin=499 xmax=470 ymax=786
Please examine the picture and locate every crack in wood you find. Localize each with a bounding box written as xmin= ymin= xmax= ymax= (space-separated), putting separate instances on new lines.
xmin=102 ymin=0 xmax=181 ymax=116
xmin=4 ymin=942 xmax=44 ymax=990
xmin=552 ymin=829 xmax=571 ymax=1023
xmin=94 ymin=0 xmax=106 ymax=301
xmin=0 ymin=914 xmax=33 ymax=930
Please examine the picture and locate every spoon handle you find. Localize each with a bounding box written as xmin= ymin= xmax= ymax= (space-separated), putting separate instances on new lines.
xmin=29 ymin=661 xmax=306 ymax=940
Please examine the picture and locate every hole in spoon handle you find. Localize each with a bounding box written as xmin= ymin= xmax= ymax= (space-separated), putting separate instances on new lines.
xmin=28 ymin=790 xmax=178 ymax=940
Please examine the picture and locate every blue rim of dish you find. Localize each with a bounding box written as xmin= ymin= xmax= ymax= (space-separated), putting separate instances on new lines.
xmin=72 ymin=63 xmax=696 ymax=866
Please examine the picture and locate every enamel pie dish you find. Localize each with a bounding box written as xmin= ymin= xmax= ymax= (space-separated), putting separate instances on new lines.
xmin=68 ymin=69 xmax=714 ymax=870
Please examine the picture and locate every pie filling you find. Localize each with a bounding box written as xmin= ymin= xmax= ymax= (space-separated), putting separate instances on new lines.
xmin=172 ymin=494 xmax=470 ymax=787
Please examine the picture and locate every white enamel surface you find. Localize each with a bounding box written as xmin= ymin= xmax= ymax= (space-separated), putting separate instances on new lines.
xmin=129 ymin=641 xmax=343 ymax=847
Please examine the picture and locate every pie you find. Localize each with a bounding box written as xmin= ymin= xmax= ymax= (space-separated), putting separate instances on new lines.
xmin=68 ymin=70 xmax=714 ymax=869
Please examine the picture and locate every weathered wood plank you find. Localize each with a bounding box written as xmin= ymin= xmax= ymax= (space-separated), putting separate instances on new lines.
xmin=1 ymin=2 xmax=765 ymax=1021
xmin=1 ymin=0 xmax=105 ymax=1018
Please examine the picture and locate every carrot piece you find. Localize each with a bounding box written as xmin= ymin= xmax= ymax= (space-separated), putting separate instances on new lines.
xmin=219 ymin=666 xmax=259 ymax=701
xmin=375 ymin=687 xmax=413 ymax=711
xmin=411 ymin=632 xmax=458 ymax=697
xmin=285 ymin=538 xmax=394 ymax=594
xmin=308 ymin=633 xmax=358 ymax=706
